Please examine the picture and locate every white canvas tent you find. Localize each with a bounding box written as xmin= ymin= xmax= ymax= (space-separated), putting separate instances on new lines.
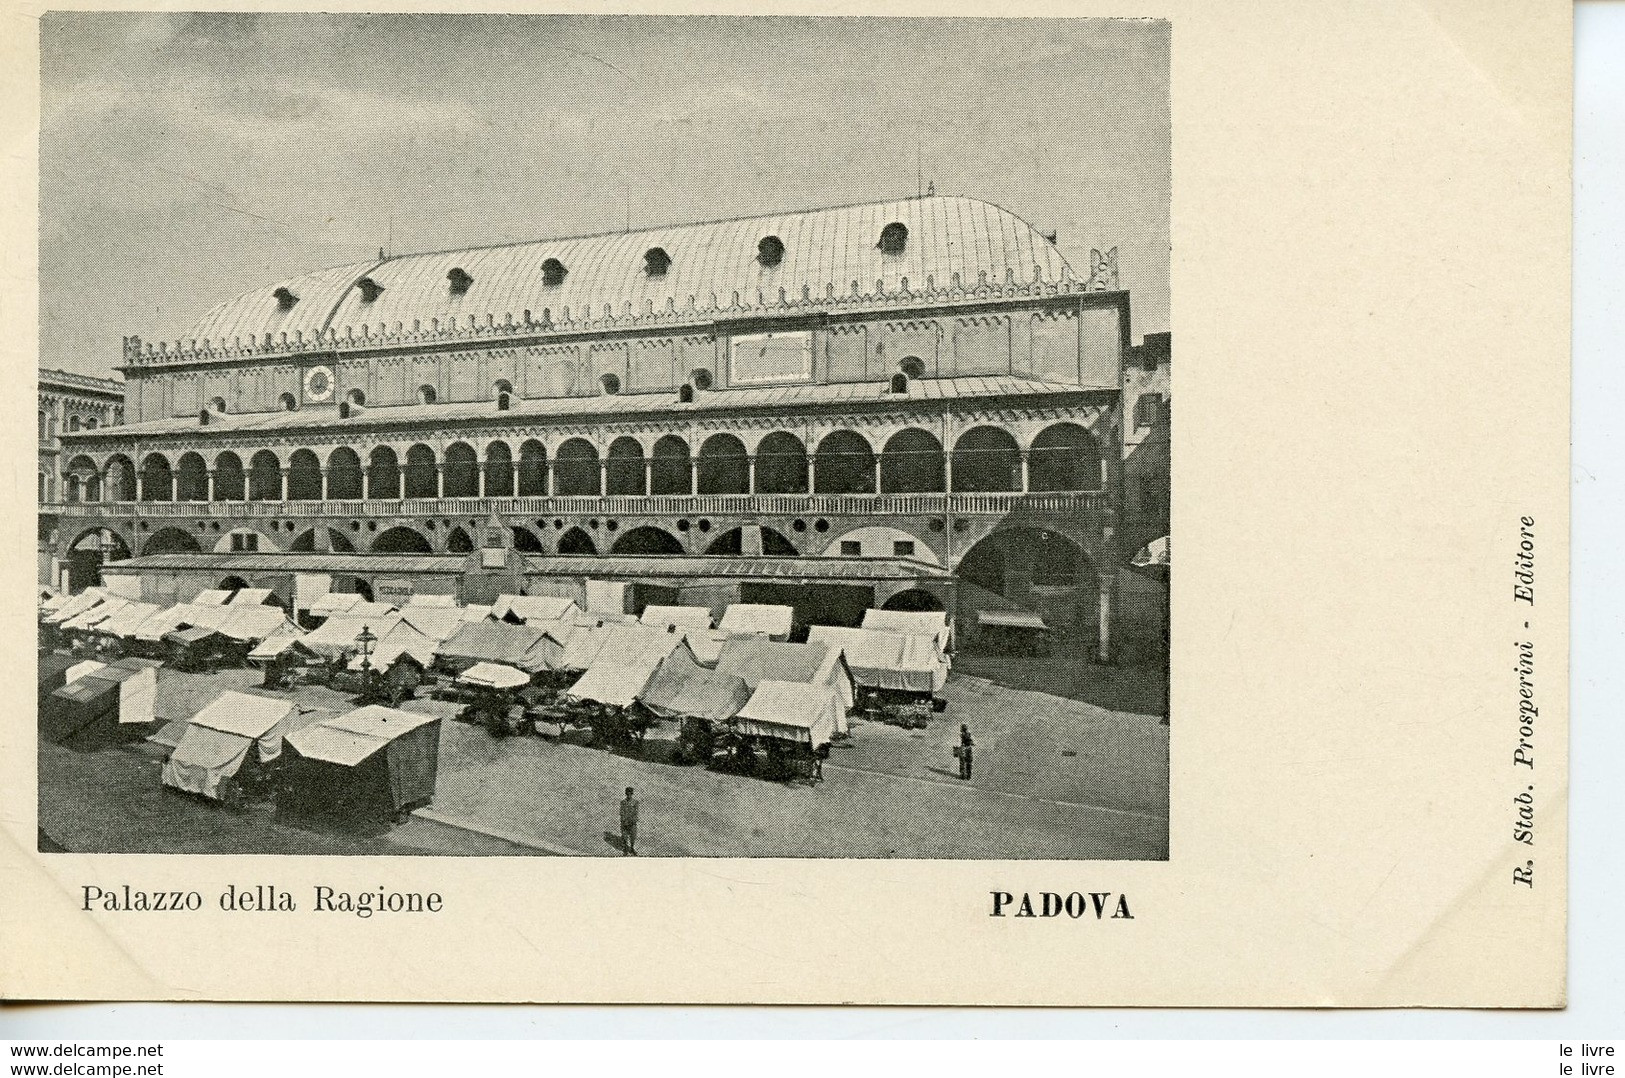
xmin=191 ymin=589 xmax=233 ymax=606
xmin=492 ymin=594 xmax=579 ymax=624
xmin=407 ymin=594 xmax=458 ymax=607
xmin=807 ymin=625 xmax=949 ymax=694
xmin=160 ymin=691 xmax=297 ymax=800
xmin=719 ymin=603 xmax=794 ymax=640
xmin=734 ymin=680 xmax=843 ymax=748
xmin=228 ymin=587 xmax=275 ymax=606
xmin=347 ymin=621 xmax=438 ymax=672
xmin=89 ymin=601 xmax=163 ymax=640
xmin=456 ymin=662 xmax=531 ymax=690
xmin=59 ymin=596 xmax=131 ymax=632
xmin=861 ymin=609 xmax=952 ymax=652
xmin=564 ymin=629 xmax=687 ymax=707
xmin=308 ymin=592 xmax=365 ymax=617
xmin=302 ymin=612 xmax=403 ymax=659
xmin=638 ymin=605 xmax=714 ymax=632
xmin=43 ymin=588 xmax=109 ymax=625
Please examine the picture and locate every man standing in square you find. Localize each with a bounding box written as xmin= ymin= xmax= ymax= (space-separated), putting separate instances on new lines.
xmin=619 ymin=786 xmax=640 ymax=855
xmin=958 ymin=725 xmax=975 ymax=780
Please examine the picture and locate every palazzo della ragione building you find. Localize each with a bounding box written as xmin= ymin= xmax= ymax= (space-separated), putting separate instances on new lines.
xmin=49 ymin=195 xmax=1170 ymax=662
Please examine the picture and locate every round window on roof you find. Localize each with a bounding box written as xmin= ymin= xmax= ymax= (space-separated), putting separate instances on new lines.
xmin=644 ymin=247 xmax=671 ymax=277
xmin=758 ymin=235 xmax=785 ymax=267
xmin=878 ymin=221 xmax=909 ymax=254
xmin=541 ymin=258 xmax=567 ymax=286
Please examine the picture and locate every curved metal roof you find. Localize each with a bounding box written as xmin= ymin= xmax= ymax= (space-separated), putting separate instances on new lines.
xmin=183 ymin=195 xmax=1072 ymax=346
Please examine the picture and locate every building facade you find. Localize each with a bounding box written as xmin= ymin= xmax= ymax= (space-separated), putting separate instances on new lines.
xmin=48 ymin=195 xmax=1169 ymax=657
xmin=39 ymin=368 xmax=124 ymax=585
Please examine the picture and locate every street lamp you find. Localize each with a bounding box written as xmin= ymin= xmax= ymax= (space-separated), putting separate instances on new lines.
xmin=357 ymin=624 xmax=377 ymax=673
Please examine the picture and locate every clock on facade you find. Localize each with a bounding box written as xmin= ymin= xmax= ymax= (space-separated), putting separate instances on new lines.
xmin=303 ymin=365 xmax=334 ymax=402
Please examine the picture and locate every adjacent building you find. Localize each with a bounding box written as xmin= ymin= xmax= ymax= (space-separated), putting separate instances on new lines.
xmin=47 ymin=194 xmax=1169 ymax=658
xmin=39 ymin=368 xmax=123 ymax=585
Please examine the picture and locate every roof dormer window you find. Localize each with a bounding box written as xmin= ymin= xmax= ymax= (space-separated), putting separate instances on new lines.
xmin=541 ymin=258 xmax=567 ymax=286
xmin=878 ymin=221 xmax=908 ymax=255
xmin=644 ymin=247 xmax=671 ymax=277
xmin=357 ymin=277 xmax=385 ymax=302
xmin=273 ymin=287 xmax=299 ymax=310
xmin=757 ymin=235 xmax=785 ymax=267
xmin=447 ymin=267 xmax=473 ymax=295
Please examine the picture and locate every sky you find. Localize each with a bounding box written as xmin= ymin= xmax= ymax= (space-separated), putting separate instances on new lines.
xmin=39 ymin=13 xmax=1170 ymax=380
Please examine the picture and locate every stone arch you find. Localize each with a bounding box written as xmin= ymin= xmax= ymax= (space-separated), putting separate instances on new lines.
xmin=290 ymin=527 xmax=356 ymax=553
xmin=814 ymin=430 xmax=875 ymax=494
xmin=556 ymin=526 xmax=597 ymax=555
xmin=881 ymin=588 xmax=944 ymax=612
xmin=610 ymin=525 xmax=684 ymax=555
xmin=213 ymin=527 xmax=279 ymax=554
xmin=554 ymin=438 xmax=600 ymax=496
xmin=141 ymin=526 xmax=201 ymax=555
xmin=372 ymin=525 xmax=432 ymax=554
xmin=705 ymin=526 xmax=797 ymax=556
xmin=327 ymin=447 xmax=363 ymax=500
xmin=445 ymin=526 xmax=475 ymax=554
xmin=1029 ymin=422 xmax=1102 ymax=491
xmin=517 ymin=440 xmax=547 ymax=496
xmin=755 ymin=432 xmax=808 ymax=494
xmin=65 ymin=455 xmax=100 ymax=502
xmin=404 ymin=444 xmax=438 ymax=498
xmin=650 ymin=435 xmax=692 ymax=495
xmin=443 ymin=442 xmax=479 ymax=498
xmin=698 ymin=433 xmax=748 ymax=494
xmin=176 ymin=452 xmax=208 ymax=501
xmin=368 ymin=446 xmax=401 ymax=500
xmin=485 ymin=441 xmax=514 ymax=497
xmin=212 ymin=452 xmax=244 ymax=501
xmin=955 ymin=526 xmax=1097 ymax=636
xmin=248 ymin=449 xmax=282 ymax=501
xmin=951 ymin=426 xmax=1021 ymax=492
xmin=511 ymin=525 xmax=544 ymax=553
xmin=880 ymin=428 xmax=945 ymax=493
xmin=104 ymin=454 xmax=136 ymax=502
xmin=287 ymin=448 xmax=323 ymax=500
xmin=139 ymin=453 xmax=173 ymax=502
xmin=606 ymin=437 xmax=647 ymax=496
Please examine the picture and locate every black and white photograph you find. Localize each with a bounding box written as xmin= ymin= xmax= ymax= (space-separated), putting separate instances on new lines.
xmin=35 ymin=12 xmax=1171 ymax=860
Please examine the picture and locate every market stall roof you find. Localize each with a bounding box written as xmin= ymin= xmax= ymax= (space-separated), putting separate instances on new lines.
xmin=461 ymin=604 xmax=493 ymax=622
xmin=436 ymin=619 xmax=559 ymax=673
xmin=132 ymin=604 xmax=195 ymax=642
xmin=639 ymin=645 xmax=752 ymax=722
xmin=638 ymin=605 xmax=714 ymax=632
xmin=681 ymin=628 xmax=734 ymax=666
xmin=216 ymin=605 xmax=296 ymax=643
xmin=456 ymin=661 xmax=531 ymax=690
xmin=348 ymin=621 xmax=438 ymax=671
xmin=807 ymin=626 xmax=949 ymax=693
xmin=191 ymin=589 xmax=233 ymax=606
xmin=719 ymin=603 xmax=794 ymax=639
xmin=42 ymin=588 xmax=109 ymax=625
xmin=287 ymin=704 xmax=438 ymax=767
xmin=302 ymin=612 xmax=403 ymax=657
xmin=228 ymin=587 xmax=275 ymax=606
xmin=564 ymin=628 xmax=688 ymax=707
xmin=399 ymin=605 xmax=467 ymax=643
xmin=309 ymin=592 xmax=364 ymax=617
xmin=91 ymin=601 xmax=163 ymax=638
xmin=734 ymin=680 xmax=842 ymax=747
xmin=713 ymin=636 xmax=855 ymax=714
xmin=568 ymin=609 xmax=637 ymax=629
xmin=187 ymin=690 xmax=296 ymax=739
xmin=491 ymin=594 xmax=579 ymax=624
xmin=164 ymin=625 xmax=222 ymax=646
xmin=861 ymin=609 xmax=952 ymax=651
xmin=247 ymin=630 xmax=312 ymax=662
xmin=977 ymin=610 xmax=1049 ymax=631
xmin=556 ymin=624 xmax=612 ymax=672
xmin=407 ymin=594 xmax=457 ymax=607
xmin=50 ymin=658 xmax=161 ymax=727
xmin=60 ymin=596 xmax=132 ymax=631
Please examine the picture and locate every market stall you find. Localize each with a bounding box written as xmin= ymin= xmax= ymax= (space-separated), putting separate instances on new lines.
xmin=160 ymin=691 xmax=299 ymax=803
xmin=41 ymin=657 xmax=162 ymax=744
xmin=725 ymin=680 xmax=843 ymax=782
xmin=712 ymin=636 xmax=856 ymax=725
xmin=718 ymin=603 xmax=794 ymax=641
xmin=861 ymin=608 xmax=953 ymax=652
xmin=282 ymin=704 xmax=441 ymax=823
xmin=807 ymin=625 xmax=950 ymax=697
xmin=638 ymin=606 xmax=715 ymax=633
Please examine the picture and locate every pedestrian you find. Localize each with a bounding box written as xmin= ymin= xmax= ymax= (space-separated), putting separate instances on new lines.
xmin=957 ymin=724 xmax=975 ymax=780
xmin=619 ymin=786 xmax=640 ymax=855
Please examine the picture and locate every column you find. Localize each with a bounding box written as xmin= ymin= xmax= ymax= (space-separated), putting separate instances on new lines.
xmin=545 ymin=461 xmax=555 ymax=497
xmin=872 ymin=455 xmax=882 ymax=495
xmin=644 ymin=457 xmax=654 ymax=495
xmin=435 ymin=465 xmax=444 ymax=499
xmin=1019 ymin=451 xmax=1031 ymax=493
xmin=807 ymin=453 xmax=818 ymax=495
xmin=1099 ymin=456 xmax=1111 ymax=491
xmin=1096 ymin=572 xmax=1116 ymax=664
xmin=746 ymin=455 xmax=757 ymax=495
xmin=278 ymin=468 xmax=288 ymax=502
xmin=942 ymin=448 xmax=953 ymax=493
xmin=478 ymin=462 xmax=487 ymax=498
xmin=599 ymin=458 xmax=609 ymax=497
xmin=136 ymin=470 xmax=146 ymax=502
xmin=167 ymin=472 xmax=177 ymax=502
xmin=206 ymin=469 xmax=216 ymax=502
xmin=363 ymin=465 xmax=372 ymax=500
xmin=688 ymin=457 xmax=698 ymax=496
